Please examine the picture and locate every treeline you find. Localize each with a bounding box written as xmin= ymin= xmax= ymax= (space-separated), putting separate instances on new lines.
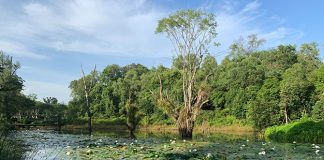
xmin=1 ymin=43 xmax=324 ymax=132
xmin=0 ymin=51 xmax=66 ymax=128
xmin=67 ymin=40 xmax=324 ymax=130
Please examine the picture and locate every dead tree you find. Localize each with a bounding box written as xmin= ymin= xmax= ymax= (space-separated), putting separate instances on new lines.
xmin=81 ymin=64 xmax=97 ymax=136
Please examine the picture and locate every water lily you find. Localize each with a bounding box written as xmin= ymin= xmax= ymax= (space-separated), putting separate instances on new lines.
xmin=183 ymin=139 xmax=186 ymax=143
xmin=171 ymin=140 xmax=176 ymax=144
xmin=246 ymin=139 xmax=249 ymax=142
xmin=293 ymin=141 xmax=296 ymax=144
xmin=86 ymin=149 xmax=93 ymax=155
xmin=314 ymin=145 xmax=320 ymax=149
xmin=207 ymin=153 xmax=212 ymax=158
xmin=315 ymin=150 xmax=320 ymax=155
xmin=193 ymin=149 xmax=197 ymax=152
xmin=258 ymin=151 xmax=266 ymax=155
xmin=66 ymin=151 xmax=71 ymax=156
xmin=241 ymin=144 xmax=245 ymax=147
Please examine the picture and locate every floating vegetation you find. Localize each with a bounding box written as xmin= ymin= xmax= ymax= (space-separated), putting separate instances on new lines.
xmin=14 ymin=130 xmax=324 ymax=159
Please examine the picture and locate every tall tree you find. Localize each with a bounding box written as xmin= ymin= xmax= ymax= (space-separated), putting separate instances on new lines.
xmin=156 ymin=9 xmax=218 ymax=139
xmin=280 ymin=64 xmax=313 ymax=124
xmin=119 ymin=69 xmax=146 ymax=138
xmin=69 ymin=65 xmax=98 ymax=135
xmin=0 ymin=51 xmax=23 ymax=124
xmin=229 ymin=34 xmax=265 ymax=59
xmin=81 ymin=65 xmax=98 ymax=135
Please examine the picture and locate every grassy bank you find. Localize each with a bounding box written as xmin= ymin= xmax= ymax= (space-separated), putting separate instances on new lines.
xmin=61 ymin=118 xmax=255 ymax=135
xmin=264 ymin=119 xmax=324 ymax=143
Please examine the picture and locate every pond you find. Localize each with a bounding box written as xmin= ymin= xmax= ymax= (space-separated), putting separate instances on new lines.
xmin=14 ymin=129 xmax=323 ymax=159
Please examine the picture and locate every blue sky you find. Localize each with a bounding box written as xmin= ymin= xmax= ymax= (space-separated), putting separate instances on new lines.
xmin=0 ymin=0 xmax=323 ymax=103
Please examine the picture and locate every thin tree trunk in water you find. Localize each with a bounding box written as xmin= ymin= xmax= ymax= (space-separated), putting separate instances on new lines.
xmin=57 ymin=115 xmax=62 ymax=132
xmin=88 ymin=112 xmax=92 ymax=136
xmin=81 ymin=64 xmax=95 ymax=136
xmin=130 ymin=130 xmax=136 ymax=139
xmin=284 ymin=106 xmax=288 ymax=124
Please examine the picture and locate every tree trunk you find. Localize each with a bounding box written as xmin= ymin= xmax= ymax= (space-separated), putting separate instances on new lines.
xmin=178 ymin=126 xmax=193 ymax=139
xmin=129 ymin=130 xmax=136 ymax=139
xmin=284 ymin=106 xmax=288 ymax=124
xmin=88 ymin=114 xmax=92 ymax=136
xmin=177 ymin=108 xmax=194 ymax=139
xmin=57 ymin=115 xmax=62 ymax=132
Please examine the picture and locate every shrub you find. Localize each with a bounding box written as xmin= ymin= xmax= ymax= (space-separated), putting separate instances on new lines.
xmin=312 ymin=100 xmax=324 ymax=120
xmin=0 ymin=129 xmax=25 ymax=160
xmin=265 ymin=119 xmax=324 ymax=143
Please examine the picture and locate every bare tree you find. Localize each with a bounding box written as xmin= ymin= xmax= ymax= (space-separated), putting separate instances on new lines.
xmin=81 ymin=64 xmax=97 ymax=135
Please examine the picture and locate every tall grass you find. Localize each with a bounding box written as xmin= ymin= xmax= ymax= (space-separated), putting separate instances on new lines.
xmin=264 ymin=119 xmax=324 ymax=143
xmin=0 ymin=126 xmax=25 ymax=160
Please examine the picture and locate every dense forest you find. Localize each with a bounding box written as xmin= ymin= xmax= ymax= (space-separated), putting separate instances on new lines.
xmin=66 ymin=40 xmax=324 ymax=130
xmin=1 ymin=40 xmax=323 ymax=132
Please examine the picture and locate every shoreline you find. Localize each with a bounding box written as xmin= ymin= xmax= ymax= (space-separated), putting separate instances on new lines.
xmin=59 ymin=124 xmax=257 ymax=135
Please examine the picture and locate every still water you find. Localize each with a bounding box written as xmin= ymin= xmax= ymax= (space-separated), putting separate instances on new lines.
xmin=14 ymin=129 xmax=323 ymax=159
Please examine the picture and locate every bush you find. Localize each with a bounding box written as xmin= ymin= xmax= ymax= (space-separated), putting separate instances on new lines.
xmin=0 ymin=129 xmax=25 ymax=160
xmin=265 ymin=119 xmax=324 ymax=143
xmin=312 ymin=100 xmax=324 ymax=120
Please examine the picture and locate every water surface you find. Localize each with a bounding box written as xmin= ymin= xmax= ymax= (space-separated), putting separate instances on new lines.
xmin=14 ymin=129 xmax=323 ymax=159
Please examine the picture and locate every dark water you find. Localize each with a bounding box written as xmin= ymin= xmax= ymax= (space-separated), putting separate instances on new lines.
xmin=13 ymin=129 xmax=323 ymax=159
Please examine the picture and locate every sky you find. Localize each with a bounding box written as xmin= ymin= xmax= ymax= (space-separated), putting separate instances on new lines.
xmin=0 ymin=0 xmax=323 ymax=103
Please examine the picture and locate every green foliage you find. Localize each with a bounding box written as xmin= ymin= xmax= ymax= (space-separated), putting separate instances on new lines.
xmin=229 ymin=34 xmax=265 ymax=59
xmin=311 ymin=99 xmax=324 ymax=120
xmin=0 ymin=131 xmax=25 ymax=160
xmin=265 ymin=119 xmax=324 ymax=143
xmin=280 ymin=63 xmax=315 ymax=122
xmin=248 ymin=77 xmax=281 ymax=129
xmin=0 ymin=51 xmax=24 ymax=123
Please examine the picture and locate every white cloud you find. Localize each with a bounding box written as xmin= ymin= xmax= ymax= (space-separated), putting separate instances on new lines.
xmin=259 ymin=27 xmax=304 ymax=45
xmin=0 ymin=41 xmax=47 ymax=59
xmin=0 ymin=0 xmax=302 ymax=59
xmin=0 ymin=0 xmax=304 ymax=103
xmin=0 ymin=0 xmax=171 ymax=57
